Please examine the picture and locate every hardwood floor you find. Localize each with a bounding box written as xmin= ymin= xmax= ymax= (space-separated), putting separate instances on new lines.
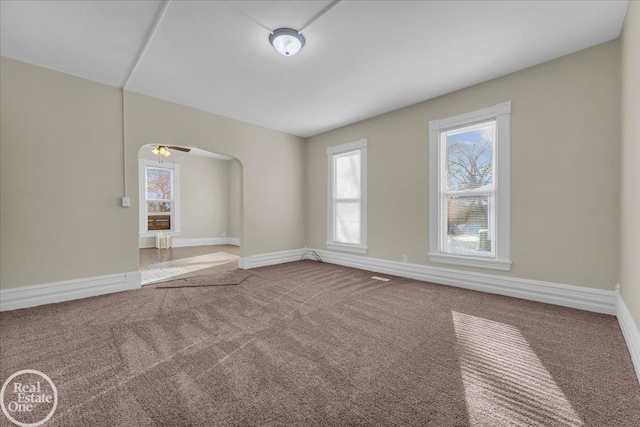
xmin=139 ymin=244 xmax=240 ymax=285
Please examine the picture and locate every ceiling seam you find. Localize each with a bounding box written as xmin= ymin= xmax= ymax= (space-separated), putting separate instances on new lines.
xmin=222 ymin=0 xmax=342 ymax=36
xmin=299 ymin=0 xmax=342 ymax=33
xmin=122 ymin=0 xmax=171 ymax=89
xmin=223 ymin=1 xmax=274 ymax=34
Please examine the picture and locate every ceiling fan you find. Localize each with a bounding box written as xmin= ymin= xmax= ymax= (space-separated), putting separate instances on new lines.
xmin=152 ymin=145 xmax=191 ymax=157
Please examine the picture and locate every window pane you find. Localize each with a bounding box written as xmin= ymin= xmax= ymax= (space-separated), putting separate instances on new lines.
xmin=335 ymin=151 xmax=361 ymax=200
xmin=335 ymin=200 xmax=361 ymax=244
xmin=446 ymin=121 xmax=494 ymax=191
xmin=146 ymin=168 xmax=172 ymax=200
xmin=148 ymin=201 xmax=171 ymax=213
xmin=446 ymin=195 xmax=493 ymax=256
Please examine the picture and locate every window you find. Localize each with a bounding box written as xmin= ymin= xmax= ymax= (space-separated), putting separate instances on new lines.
xmin=139 ymin=159 xmax=180 ymax=236
xmin=429 ymin=102 xmax=511 ymax=271
xmin=327 ymin=139 xmax=368 ymax=254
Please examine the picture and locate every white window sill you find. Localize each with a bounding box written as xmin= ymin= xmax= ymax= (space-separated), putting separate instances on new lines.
xmin=327 ymin=243 xmax=368 ymax=254
xmin=428 ymin=252 xmax=511 ymax=271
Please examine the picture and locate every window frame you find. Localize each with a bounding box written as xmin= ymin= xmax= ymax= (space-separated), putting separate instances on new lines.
xmin=326 ymin=139 xmax=368 ymax=254
xmin=428 ymin=102 xmax=511 ymax=271
xmin=138 ymin=159 xmax=181 ymax=237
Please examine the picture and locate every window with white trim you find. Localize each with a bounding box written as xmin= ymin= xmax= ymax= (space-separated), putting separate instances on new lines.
xmin=139 ymin=159 xmax=180 ymax=236
xmin=429 ymin=102 xmax=511 ymax=271
xmin=327 ymin=139 xmax=368 ymax=254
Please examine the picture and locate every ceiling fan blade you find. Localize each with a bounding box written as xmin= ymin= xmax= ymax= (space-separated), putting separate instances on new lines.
xmin=167 ymin=146 xmax=191 ymax=153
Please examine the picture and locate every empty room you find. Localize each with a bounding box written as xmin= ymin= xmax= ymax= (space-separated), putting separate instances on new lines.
xmin=0 ymin=1 xmax=639 ymax=426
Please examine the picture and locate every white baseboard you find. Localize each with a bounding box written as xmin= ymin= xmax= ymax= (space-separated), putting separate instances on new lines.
xmin=170 ymin=237 xmax=240 ymax=248
xmin=239 ymin=249 xmax=307 ymax=270
xmin=238 ymin=248 xmax=616 ymax=315
xmin=226 ymin=237 xmax=241 ymax=246
xmin=616 ymin=287 xmax=640 ymax=383
xmin=0 ymin=271 xmax=141 ymax=312
xmin=301 ymin=249 xmax=617 ymax=314
xmin=139 ymin=236 xmax=240 ymax=249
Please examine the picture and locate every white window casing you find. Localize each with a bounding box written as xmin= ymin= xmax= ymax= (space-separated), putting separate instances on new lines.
xmin=138 ymin=159 xmax=180 ymax=237
xmin=428 ymin=102 xmax=511 ymax=271
xmin=327 ymin=139 xmax=368 ymax=254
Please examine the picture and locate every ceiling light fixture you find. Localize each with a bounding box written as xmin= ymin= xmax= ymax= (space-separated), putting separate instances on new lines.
xmin=269 ymin=28 xmax=305 ymax=57
xmin=152 ymin=145 xmax=171 ymax=157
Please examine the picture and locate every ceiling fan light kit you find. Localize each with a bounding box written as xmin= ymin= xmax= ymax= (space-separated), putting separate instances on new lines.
xmin=269 ymin=28 xmax=305 ymax=56
xmin=151 ymin=145 xmax=191 ymax=157
xmin=155 ymin=146 xmax=171 ymax=157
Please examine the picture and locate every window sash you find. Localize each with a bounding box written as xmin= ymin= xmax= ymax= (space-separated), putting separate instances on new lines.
xmin=148 ymin=210 xmax=173 ymax=216
xmin=440 ymin=121 xmax=497 ymax=259
xmin=332 ymin=151 xmax=362 ymax=245
xmin=326 ymin=139 xmax=368 ymax=253
xmin=145 ymin=168 xmax=173 ymax=219
xmin=441 ymin=191 xmax=496 ymax=258
xmin=333 ymin=198 xmax=361 ymax=244
xmin=145 ymin=167 xmax=174 ymax=202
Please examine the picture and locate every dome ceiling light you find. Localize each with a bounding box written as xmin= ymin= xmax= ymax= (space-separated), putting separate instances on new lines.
xmin=224 ymin=1 xmax=343 ymax=58
xmin=269 ymin=28 xmax=306 ymax=57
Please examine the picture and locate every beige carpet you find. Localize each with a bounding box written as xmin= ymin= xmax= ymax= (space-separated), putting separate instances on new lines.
xmin=1 ymin=261 xmax=639 ymax=426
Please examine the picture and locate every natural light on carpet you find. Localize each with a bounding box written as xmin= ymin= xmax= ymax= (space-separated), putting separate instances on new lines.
xmin=452 ymin=311 xmax=583 ymax=426
xmin=140 ymin=252 xmax=239 ymax=285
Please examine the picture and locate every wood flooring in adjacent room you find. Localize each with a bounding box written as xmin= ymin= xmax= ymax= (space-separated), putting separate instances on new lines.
xmin=1 ymin=261 xmax=639 ymax=426
xmin=139 ymin=244 xmax=240 ymax=285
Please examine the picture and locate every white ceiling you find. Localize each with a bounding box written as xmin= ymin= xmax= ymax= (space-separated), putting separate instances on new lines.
xmin=1 ymin=1 xmax=629 ymax=137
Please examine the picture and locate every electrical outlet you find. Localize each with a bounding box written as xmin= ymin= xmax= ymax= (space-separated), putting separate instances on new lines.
xmin=402 ymin=255 xmax=408 ymax=263
xmin=222 ymin=232 xmax=226 ymax=237
xmin=121 ymin=197 xmax=130 ymax=207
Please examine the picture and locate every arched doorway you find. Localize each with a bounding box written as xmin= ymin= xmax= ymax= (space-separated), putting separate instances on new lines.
xmin=136 ymin=144 xmax=243 ymax=285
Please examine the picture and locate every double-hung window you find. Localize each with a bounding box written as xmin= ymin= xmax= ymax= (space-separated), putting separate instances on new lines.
xmin=429 ymin=102 xmax=511 ymax=271
xmin=327 ymin=139 xmax=368 ymax=254
xmin=139 ymin=159 xmax=180 ymax=236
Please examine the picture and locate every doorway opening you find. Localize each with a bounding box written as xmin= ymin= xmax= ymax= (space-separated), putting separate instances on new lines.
xmin=137 ymin=145 xmax=242 ymax=285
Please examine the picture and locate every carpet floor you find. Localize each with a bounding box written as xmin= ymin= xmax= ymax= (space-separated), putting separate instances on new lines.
xmin=0 ymin=261 xmax=639 ymax=426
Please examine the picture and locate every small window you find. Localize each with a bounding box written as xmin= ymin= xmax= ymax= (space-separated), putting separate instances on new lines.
xmin=139 ymin=160 xmax=180 ymax=236
xmin=429 ymin=102 xmax=511 ymax=271
xmin=327 ymin=139 xmax=368 ymax=254
xmin=146 ymin=167 xmax=173 ymax=230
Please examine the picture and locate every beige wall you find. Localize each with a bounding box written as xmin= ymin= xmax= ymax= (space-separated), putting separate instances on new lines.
xmin=0 ymin=56 xmax=139 ymax=289
xmin=138 ymin=150 xmax=234 ymax=248
xmin=620 ymin=1 xmax=640 ymax=328
xmin=0 ymin=56 xmax=306 ymax=290
xmin=124 ymin=91 xmax=306 ymax=257
xmin=306 ymin=41 xmax=621 ymax=290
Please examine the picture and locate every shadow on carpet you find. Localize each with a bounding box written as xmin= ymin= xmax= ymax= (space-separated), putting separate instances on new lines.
xmin=153 ymin=270 xmax=251 ymax=288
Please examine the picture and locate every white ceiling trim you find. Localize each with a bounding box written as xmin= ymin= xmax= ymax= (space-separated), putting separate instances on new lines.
xmin=123 ymin=0 xmax=171 ymax=89
xmin=298 ymin=0 xmax=342 ymax=33
xmin=223 ymin=1 xmax=275 ymax=34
